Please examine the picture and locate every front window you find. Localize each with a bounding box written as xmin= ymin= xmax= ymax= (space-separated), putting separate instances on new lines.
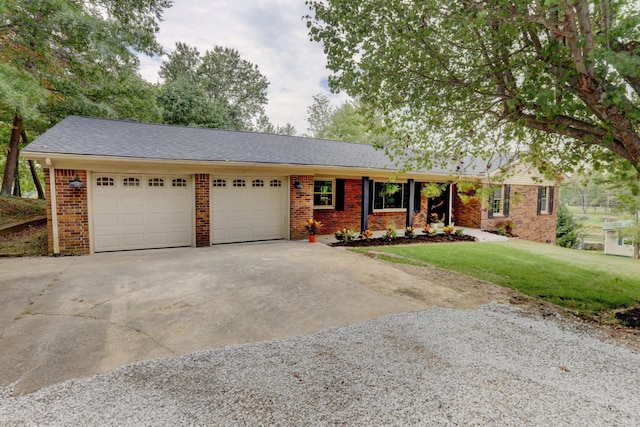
xmin=314 ymin=179 xmax=334 ymax=208
xmin=374 ymin=182 xmax=409 ymax=210
xmin=539 ymin=186 xmax=549 ymax=213
xmin=492 ymin=186 xmax=504 ymax=215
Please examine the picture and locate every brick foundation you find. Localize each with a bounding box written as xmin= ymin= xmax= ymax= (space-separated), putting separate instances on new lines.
xmin=45 ymin=169 xmax=90 ymax=255
xmin=195 ymin=174 xmax=210 ymax=247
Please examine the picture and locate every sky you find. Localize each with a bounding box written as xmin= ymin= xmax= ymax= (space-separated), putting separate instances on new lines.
xmin=138 ymin=0 xmax=349 ymax=134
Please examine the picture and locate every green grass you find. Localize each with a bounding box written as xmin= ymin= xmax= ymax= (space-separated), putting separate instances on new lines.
xmin=357 ymin=240 xmax=640 ymax=316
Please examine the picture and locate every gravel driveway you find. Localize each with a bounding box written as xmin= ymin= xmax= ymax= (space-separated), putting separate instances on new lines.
xmin=2 ymin=303 xmax=638 ymax=426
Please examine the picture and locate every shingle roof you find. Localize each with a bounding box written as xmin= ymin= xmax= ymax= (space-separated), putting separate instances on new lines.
xmin=23 ymin=116 xmax=508 ymax=176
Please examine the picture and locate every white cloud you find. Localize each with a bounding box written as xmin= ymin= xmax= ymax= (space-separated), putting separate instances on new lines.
xmin=138 ymin=0 xmax=350 ymax=134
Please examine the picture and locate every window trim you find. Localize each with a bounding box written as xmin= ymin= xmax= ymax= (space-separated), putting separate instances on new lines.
xmin=313 ymin=178 xmax=336 ymax=209
xmin=373 ymin=181 xmax=409 ymax=212
xmin=537 ymin=186 xmax=554 ymax=215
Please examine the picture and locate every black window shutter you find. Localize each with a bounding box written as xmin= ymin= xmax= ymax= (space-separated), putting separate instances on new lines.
xmin=335 ymin=179 xmax=345 ymax=211
xmin=548 ymin=187 xmax=555 ymax=214
xmin=413 ymin=182 xmax=422 ymax=212
xmin=504 ymin=185 xmax=510 ymax=217
xmin=537 ymin=186 xmax=543 ymax=215
xmin=368 ymin=180 xmax=374 ymax=214
xmin=488 ymin=188 xmax=494 ymax=219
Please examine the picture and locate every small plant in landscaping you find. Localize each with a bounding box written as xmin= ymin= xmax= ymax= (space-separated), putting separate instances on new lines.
xmin=495 ymin=220 xmax=514 ymax=236
xmin=454 ymin=228 xmax=465 ymax=237
xmin=430 ymin=213 xmax=443 ymax=224
xmin=384 ymin=225 xmax=398 ymax=241
xmin=360 ymin=229 xmax=374 ymax=240
xmin=305 ymin=219 xmax=323 ymax=235
xmin=404 ymin=226 xmax=415 ymax=238
xmin=335 ymin=228 xmax=358 ymax=242
xmin=443 ymin=225 xmax=455 ymax=235
xmin=423 ymin=226 xmax=437 ymax=236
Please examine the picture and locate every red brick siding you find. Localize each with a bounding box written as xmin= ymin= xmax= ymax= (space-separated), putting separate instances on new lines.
xmin=452 ymin=183 xmax=482 ymax=228
xmin=314 ymin=179 xmax=361 ymax=233
xmin=312 ymin=179 xmax=429 ymax=234
xmin=45 ymin=169 xmax=89 ymax=255
xmin=481 ymin=185 xmax=558 ymax=244
xmin=195 ymin=174 xmax=210 ymax=247
xmin=290 ymin=175 xmax=314 ymax=239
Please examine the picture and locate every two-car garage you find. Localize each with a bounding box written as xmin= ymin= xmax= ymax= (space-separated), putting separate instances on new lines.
xmin=91 ymin=173 xmax=288 ymax=252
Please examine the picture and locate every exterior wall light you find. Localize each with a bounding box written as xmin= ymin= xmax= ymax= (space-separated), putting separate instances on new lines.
xmin=294 ymin=181 xmax=303 ymax=189
xmin=69 ymin=174 xmax=85 ymax=188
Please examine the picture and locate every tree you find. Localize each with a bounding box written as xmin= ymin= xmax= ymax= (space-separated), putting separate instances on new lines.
xmin=1 ymin=0 xmax=168 ymax=196
xmin=306 ymin=1 xmax=640 ymax=177
xmin=556 ymin=204 xmax=584 ymax=248
xmin=561 ymin=171 xmax=607 ymax=213
xmin=607 ymin=162 xmax=640 ymax=258
xmin=159 ymin=43 xmax=269 ymax=129
xmin=305 ymin=93 xmax=368 ymax=142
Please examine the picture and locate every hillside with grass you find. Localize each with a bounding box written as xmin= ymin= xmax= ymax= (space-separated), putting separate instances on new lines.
xmin=0 ymin=196 xmax=47 ymax=256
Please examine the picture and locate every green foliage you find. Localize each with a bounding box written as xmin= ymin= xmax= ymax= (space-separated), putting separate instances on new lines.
xmin=306 ymin=0 xmax=640 ymax=177
xmin=1 ymin=0 xmax=168 ymax=192
xmin=556 ymin=205 xmax=585 ymax=249
xmin=158 ymin=43 xmax=269 ymax=129
xmin=305 ymin=93 xmax=369 ymax=142
xmin=335 ymin=228 xmax=358 ymax=242
xmin=365 ymin=242 xmax=640 ymax=316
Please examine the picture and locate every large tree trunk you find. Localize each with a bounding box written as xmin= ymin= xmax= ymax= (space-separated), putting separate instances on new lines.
xmin=1 ymin=114 xmax=23 ymax=197
xmin=12 ymin=165 xmax=21 ymax=197
xmin=21 ymin=131 xmax=45 ymax=199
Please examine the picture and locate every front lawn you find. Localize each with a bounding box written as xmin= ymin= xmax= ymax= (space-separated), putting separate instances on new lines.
xmin=357 ymin=240 xmax=640 ymax=317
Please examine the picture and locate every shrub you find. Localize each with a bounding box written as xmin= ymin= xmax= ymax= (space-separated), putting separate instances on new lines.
xmin=556 ymin=205 xmax=584 ymax=248
xmin=335 ymin=228 xmax=357 ymax=242
xmin=443 ymin=225 xmax=455 ymax=235
xmin=496 ymin=220 xmax=514 ymax=236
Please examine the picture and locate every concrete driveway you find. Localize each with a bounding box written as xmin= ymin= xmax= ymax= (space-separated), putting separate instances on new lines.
xmin=1 ymin=240 xmax=502 ymax=396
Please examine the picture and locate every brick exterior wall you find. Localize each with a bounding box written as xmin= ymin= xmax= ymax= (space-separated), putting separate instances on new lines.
xmin=312 ymin=179 xmax=429 ymax=235
xmin=452 ymin=183 xmax=482 ymax=228
xmin=45 ymin=169 xmax=89 ymax=255
xmin=313 ymin=179 xmax=361 ymax=232
xmin=290 ymin=175 xmax=314 ymax=239
xmin=481 ymin=184 xmax=558 ymax=244
xmin=195 ymin=174 xmax=210 ymax=247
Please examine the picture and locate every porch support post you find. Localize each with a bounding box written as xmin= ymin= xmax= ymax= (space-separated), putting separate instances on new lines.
xmin=406 ymin=178 xmax=415 ymax=227
xmin=361 ymin=176 xmax=370 ymax=232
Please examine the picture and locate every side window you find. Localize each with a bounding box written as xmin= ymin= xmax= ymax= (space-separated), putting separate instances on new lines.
xmin=314 ymin=179 xmax=334 ymax=208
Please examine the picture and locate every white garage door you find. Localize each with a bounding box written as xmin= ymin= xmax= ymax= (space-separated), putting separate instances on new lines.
xmin=92 ymin=174 xmax=193 ymax=252
xmin=210 ymin=177 xmax=287 ymax=244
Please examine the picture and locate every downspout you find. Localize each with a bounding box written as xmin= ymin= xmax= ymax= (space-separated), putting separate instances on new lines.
xmin=46 ymin=158 xmax=61 ymax=256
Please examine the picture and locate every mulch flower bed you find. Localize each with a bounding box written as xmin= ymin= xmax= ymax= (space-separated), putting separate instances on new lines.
xmin=330 ymin=233 xmax=477 ymax=247
xmin=615 ymin=308 xmax=640 ymax=329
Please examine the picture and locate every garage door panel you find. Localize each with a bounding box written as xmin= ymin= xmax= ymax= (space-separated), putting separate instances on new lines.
xmin=211 ymin=176 xmax=286 ymax=244
xmin=122 ymin=213 xmax=144 ymax=226
xmin=92 ymin=174 xmax=193 ymax=252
